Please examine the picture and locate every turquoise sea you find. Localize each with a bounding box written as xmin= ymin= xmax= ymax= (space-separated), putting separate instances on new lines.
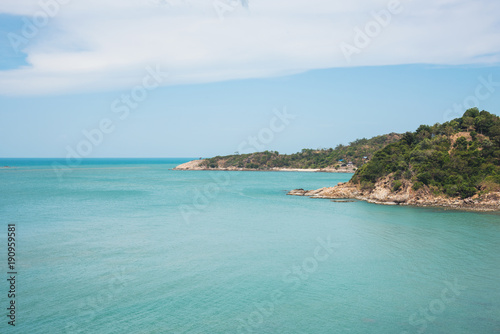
xmin=0 ymin=158 xmax=499 ymax=334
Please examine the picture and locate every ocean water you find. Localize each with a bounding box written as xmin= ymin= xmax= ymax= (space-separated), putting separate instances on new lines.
xmin=0 ymin=158 xmax=499 ymax=334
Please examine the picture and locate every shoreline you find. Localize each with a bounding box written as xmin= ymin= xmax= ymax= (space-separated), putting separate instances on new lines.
xmin=172 ymin=167 xmax=355 ymax=173
xmin=174 ymin=160 xmax=499 ymax=212
xmin=287 ymin=184 xmax=500 ymax=212
xmin=173 ymin=160 xmax=356 ymax=173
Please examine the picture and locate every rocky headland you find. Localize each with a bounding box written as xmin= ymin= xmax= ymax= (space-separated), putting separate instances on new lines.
xmin=287 ymin=178 xmax=500 ymax=212
xmin=177 ymin=109 xmax=500 ymax=212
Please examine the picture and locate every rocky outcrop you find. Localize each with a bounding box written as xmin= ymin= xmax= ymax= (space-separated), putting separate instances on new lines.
xmin=173 ymin=160 xmax=206 ymax=170
xmin=287 ymin=188 xmax=332 ymax=197
xmin=288 ymin=179 xmax=500 ymax=212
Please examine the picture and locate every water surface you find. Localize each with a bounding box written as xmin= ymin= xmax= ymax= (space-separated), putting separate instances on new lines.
xmin=0 ymin=158 xmax=498 ymax=333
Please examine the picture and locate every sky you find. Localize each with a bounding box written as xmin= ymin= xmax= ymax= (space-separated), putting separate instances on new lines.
xmin=0 ymin=0 xmax=499 ymax=158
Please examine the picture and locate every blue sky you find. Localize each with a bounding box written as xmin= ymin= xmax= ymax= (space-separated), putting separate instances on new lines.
xmin=1 ymin=0 xmax=499 ymax=158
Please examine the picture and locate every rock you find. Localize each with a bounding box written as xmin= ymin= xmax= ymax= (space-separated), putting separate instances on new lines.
xmin=289 ymin=178 xmax=500 ymax=212
xmin=173 ymin=160 xmax=206 ymax=170
xmin=287 ymin=189 xmax=308 ymax=196
xmin=287 ymin=188 xmax=329 ymax=197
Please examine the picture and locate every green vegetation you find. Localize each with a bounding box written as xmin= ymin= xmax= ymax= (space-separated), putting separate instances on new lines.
xmin=201 ymin=133 xmax=402 ymax=170
xmin=351 ymin=108 xmax=500 ymax=198
xmin=392 ymin=180 xmax=403 ymax=192
xmin=199 ymin=108 xmax=500 ymax=200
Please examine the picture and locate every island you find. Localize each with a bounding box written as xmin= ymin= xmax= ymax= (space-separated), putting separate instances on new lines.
xmin=288 ymin=109 xmax=500 ymax=211
xmin=175 ymin=108 xmax=500 ymax=211
xmin=174 ymin=133 xmax=402 ymax=172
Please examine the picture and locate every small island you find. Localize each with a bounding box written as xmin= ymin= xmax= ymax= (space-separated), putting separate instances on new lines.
xmin=175 ymin=108 xmax=500 ymax=211
xmin=174 ymin=133 xmax=402 ymax=172
xmin=289 ymin=109 xmax=500 ymax=211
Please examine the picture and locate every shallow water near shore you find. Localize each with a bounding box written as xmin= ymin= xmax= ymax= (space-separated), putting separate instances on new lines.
xmin=0 ymin=158 xmax=499 ymax=333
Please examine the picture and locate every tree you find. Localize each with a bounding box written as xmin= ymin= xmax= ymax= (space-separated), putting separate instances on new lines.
xmin=462 ymin=116 xmax=474 ymax=132
xmin=464 ymin=107 xmax=480 ymax=118
xmin=489 ymin=124 xmax=500 ymax=144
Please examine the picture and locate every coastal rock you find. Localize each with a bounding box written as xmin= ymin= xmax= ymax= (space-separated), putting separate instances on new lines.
xmin=287 ymin=188 xmax=308 ymax=196
xmin=288 ymin=180 xmax=500 ymax=212
xmin=287 ymin=183 xmax=360 ymax=199
xmin=173 ymin=160 xmax=206 ymax=170
xmin=287 ymin=188 xmax=329 ymax=196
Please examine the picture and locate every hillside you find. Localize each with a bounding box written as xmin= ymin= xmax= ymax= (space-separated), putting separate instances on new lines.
xmin=352 ymin=108 xmax=500 ymax=198
xmin=289 ymin=108 xmax=500 ymax=210
xmin=176 ymin=133 xmax=402 ymax=171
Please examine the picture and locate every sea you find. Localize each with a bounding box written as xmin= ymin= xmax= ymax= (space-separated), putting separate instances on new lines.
xmin=0 ymin=158 xmax=499 ymax=334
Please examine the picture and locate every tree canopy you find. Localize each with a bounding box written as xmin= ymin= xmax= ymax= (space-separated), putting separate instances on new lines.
xmin=351 ymin=109 xmax=500 ymax=198
xmin=201 ymin=133 xmax=402 ymax=170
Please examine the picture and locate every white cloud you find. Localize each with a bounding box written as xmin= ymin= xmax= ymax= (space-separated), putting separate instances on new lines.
xmin=1 ymin=0 xmax=499 ymax=95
